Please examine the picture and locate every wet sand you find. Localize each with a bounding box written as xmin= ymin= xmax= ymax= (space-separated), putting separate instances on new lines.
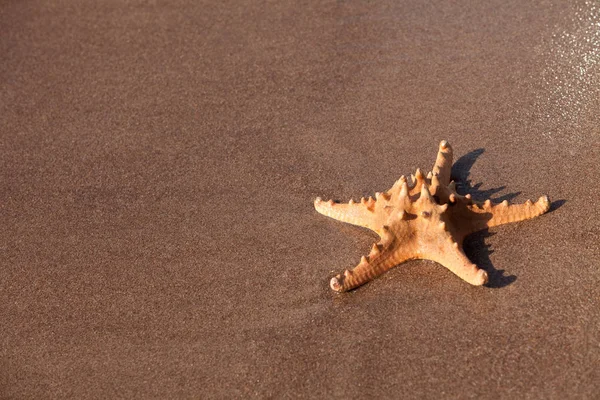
xmin=2 ymin=1 xmax=599 ymax=398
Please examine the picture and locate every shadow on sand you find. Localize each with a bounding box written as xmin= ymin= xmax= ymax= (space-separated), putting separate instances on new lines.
xmin=452 ymin=148 xmax=565 ymax=289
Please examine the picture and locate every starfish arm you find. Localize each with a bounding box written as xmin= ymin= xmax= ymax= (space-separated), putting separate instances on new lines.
xmin=329 ymin=247 xmax=400 ymax=292
xmin=432 ymin=140 xmax=453 ymax=186
xmin=424 ymin=238 xmax=489 ymax=286
xmin=463 ymin=195 xmax=551 ymax=232
xmin=330 ymin=227 xmax=400 ymax=292
xmin=314 ymin=197 xmax=384 ymax=232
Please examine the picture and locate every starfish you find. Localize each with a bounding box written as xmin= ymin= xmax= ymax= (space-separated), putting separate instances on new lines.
xmin=314 ymin=141 xmax=551 ymax=292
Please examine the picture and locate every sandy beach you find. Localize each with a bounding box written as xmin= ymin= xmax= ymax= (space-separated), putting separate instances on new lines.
xmin=2 ymin=0 xmax=599 ymax=398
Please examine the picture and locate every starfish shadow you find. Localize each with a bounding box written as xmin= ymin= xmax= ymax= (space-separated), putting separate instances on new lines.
xmin=451 ymin=148 xmax=520 ymax=288
xmin=548 ymin=199 xmax=566 ymax=213
xmin=451 ymin=148 xmax=566 ymax=288
xmin=452 ymin=148 xmax=521 ymax=203
xmin=463 ymin=229 xmax=516 ymax=288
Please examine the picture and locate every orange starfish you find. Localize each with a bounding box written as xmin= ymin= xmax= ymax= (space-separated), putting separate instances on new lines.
xmin=315 ymin=141 xmax=550 ymax=292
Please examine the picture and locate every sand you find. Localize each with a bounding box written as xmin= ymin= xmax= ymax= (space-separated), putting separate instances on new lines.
xmin=1 ymin=0 xmax=599 ymax=398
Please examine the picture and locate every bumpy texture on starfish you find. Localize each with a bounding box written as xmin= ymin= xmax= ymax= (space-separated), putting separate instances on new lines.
xmin=315 ymin=141 xmax=551 ymax=292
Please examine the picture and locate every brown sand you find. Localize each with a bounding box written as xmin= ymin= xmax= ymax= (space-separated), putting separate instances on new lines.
xmin=1 ymin=1 xmax=599 ymax=398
